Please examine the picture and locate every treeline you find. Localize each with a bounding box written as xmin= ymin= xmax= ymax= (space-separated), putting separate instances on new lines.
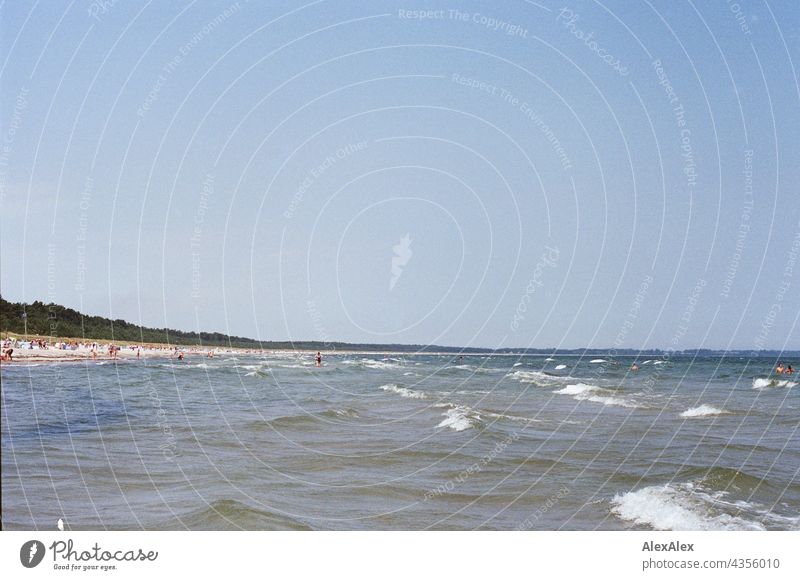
xmin=2 ymin=297 xmax=795 ymax=355
xmin=0 ymin=297 xmax=264 ymax=348
xmin=0 ymin=297 xmax=465 ymax=351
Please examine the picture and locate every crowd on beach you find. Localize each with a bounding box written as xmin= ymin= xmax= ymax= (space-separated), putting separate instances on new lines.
xmin=0 ymin=335 xmax=273 ymax=363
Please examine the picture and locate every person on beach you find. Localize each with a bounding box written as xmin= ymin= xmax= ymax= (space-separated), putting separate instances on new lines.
xmin=776 ymin=362 xmax=785 ymax=374
xmin=315 ymin=352 xmax=322 ymax=367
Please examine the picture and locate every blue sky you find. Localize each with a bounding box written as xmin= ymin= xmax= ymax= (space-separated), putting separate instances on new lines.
xmin=1 ymin=0 xmax=798 ymax=350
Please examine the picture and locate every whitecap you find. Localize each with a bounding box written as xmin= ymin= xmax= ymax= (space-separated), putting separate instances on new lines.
xmin=590 ymin=359 xmax=606 ymax=363
xmin=611 ymin=484 xmax=765 ymax=531
xmin=752 ymin=377 xmax=797 ymax=389
xmin=554 ymin=364 xmax=567 ymax=370
xmin=545 ymin=357 xmax=556 ymax=362
xmin=360 ymin=359 xmax=402 ymax=370
xmin=681 ymin=405 xmax=727 ymax=418
xmin=484 ymin=411 xmax=538 ymax=424
xmin=380 ymin=384 xmax=426 ymax=399
xmin=555 ymin=383 xmax=641 ymax=408
xmin=507 ymin=370 xmax=555 ymax=383
xmin=437 ymin=406 xmax=480 ymax=432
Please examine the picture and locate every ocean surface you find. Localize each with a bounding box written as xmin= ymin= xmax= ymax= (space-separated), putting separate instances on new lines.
xmin=2 ymin=353 xmax=798 ymax=530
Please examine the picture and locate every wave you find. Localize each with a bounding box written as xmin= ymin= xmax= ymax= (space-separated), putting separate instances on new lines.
xmin=484 ymin=410 xmax=539 ymax=424
xmin=321 ymin=408 xmax=359 ymax=419
xmin=513 ymin=362 xmax=523 ymax=367
xmin=437 ymin=405 xmax=481 ymax=432
xmin=344 ymin=358 xmax=403 ymax=370
xmin=653 ymin=360 xmax=666 ymax=365
xmin=589 ymin=359 xmax=607 ymax=363
xmin=679 ymin=466 xmax=776 ymax=495
xmin=545 ymin=358 xmax=556 ymax=362
xmin=611 ymin=484 xmax=766 ymax=530
xmin=752 ymin=377 xmax=797 ymax=389
xmin=380 ymin=384 xmax=427 ymax=399
xmin=554 ymin=364 xmax=567 ymax=370
xmin=555 ymin=383 xmax=642 ymax=408
xmin=681 ymin=404 xmax=727 ymax=418
xmin=449 ymin=364 xmax=493 ymax=373
xmin=507 ymin=370 xmax=572 ymax=385
xmin=157 ymin=499 xmax=311 ymax=530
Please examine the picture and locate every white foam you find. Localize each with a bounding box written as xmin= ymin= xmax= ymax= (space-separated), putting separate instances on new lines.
xmin=653 ymin=360 xmax=666 ymax=365
xmin=681 ymin=404 xmax=727 ymax=418
xmin=437 ymin=406 xmax=480 ymax=431
xmin=555 ymin=383 xmax=601 ymax=396
xmin=507 ymin=370 xmax=558 ymax=384
xmin=611 ymin=485 xmax=765 ymax=531
xmin=554 ymin=364 xmax=567 ymax=370
xmin=485 ymin=411 xmax=537 ymax=423
xmin=513 ymin=362 xmax=523 ymax=367
xmin=642 ymin=360 xmax=653 ymax=365
xmin=545 ymin=357 xmax=556 ymax=362
xmin=194 ymin=363 xmax=211 ymax=369
xmin=360 ymin=359 xmax=402 ymax=369
xmin=555 ymin=383 xmax=641 ymax=408
xmin=590 ymin=359 xmax=606 ymax=363
xmin=380 ymin=384 xmax=426 ymax=399
xmin=752 ymin=377 xmax=797 ymax=389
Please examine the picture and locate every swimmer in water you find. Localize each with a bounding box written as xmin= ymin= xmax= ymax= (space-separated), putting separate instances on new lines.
xmin=315 ymin=352 xmax=322 ymax=367
xmin=631 ymin=363 xmax=639 ymax=371
xmin=776 ymin=362 xmax=785 ymax=374
xmin=787 ymin=365 xmax=794 ymax=375
xmin=178 ymin=352 xmax=184 ymax=361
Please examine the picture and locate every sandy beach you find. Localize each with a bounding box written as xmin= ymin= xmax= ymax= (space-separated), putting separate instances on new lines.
xmin=0 ymin=335 xmax=475 ymax=364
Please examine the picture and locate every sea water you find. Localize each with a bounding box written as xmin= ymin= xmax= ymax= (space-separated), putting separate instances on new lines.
xmin=2 ymin=354 xmax=798 ymax=530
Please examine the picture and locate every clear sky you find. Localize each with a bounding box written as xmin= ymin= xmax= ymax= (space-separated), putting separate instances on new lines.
xmin=1 ymin=0 xmax=798 ymax=350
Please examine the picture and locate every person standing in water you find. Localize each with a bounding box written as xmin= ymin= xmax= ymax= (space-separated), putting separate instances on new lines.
xmin=315 ymin=352 xmax=322 ymax=367
xmin=776 ymin=362 xmax=785 ymax=374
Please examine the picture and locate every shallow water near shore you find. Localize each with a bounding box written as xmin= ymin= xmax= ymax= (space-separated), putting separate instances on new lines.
xmin=2 ymin=354 xmax=798 ymax=530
